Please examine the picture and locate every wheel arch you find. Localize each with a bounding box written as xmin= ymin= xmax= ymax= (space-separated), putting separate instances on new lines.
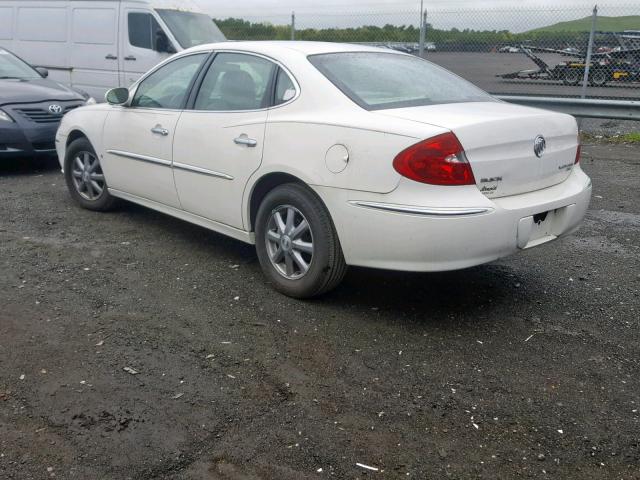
xmin=64 ymin=127 xmax=100 ymax=166
xmin=246 ymin=170 xmax=339 ymax=235
xmin=61 ymin=109 xmax=110 ymax=163
xmin=247 ymin=172 xmax=305 ymax=232
xmin=66 ymin=129 xmax=90 ymax=148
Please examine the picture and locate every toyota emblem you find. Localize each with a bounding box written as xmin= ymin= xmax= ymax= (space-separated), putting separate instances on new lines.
xmin=48 ymin=104 xmax=63 ymax=115
xmin=533 ymin=135 xmax=546 ymax=158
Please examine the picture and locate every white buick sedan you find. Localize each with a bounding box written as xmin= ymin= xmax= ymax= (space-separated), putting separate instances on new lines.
xmin=56 ymin=41 xmax=591 ymax=298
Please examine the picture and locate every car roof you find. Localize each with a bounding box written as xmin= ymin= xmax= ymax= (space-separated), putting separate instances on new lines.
xmin=184 ymin=41 xmax=391 ymax=57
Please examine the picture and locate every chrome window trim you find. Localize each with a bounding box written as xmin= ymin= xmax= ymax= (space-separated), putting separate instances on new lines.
xmin=173 ymin=161 xmax=233 ymax=180
xmin=348 ymin=201 xmax=493 ymax=217
xmin=118 ymin=49 xmax=300 ymax=113
xmin=106 ymin=149 xmax=172 ymax=167
xmin=190 ymin=50 xmax=301 ymax=113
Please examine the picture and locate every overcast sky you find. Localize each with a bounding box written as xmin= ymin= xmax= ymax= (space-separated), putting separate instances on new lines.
xmin=193 ymin=1 xmax=636 ymax=32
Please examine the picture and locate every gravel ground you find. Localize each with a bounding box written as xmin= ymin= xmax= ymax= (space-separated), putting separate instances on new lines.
xmin=0 ymin=143 xmax=639 ymax=479
xmin=580 ymin=118 xmax=639 ymax=137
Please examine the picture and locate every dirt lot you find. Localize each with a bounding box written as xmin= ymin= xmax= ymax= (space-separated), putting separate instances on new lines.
xmin=0 ymin=143 xmax=639 ymax=479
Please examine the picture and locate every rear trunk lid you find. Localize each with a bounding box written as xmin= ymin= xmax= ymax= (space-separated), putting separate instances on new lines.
xmin=377 ymin=101 xmax=579 ymax=198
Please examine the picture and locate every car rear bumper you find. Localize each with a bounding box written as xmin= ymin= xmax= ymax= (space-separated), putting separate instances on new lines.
xmin=316 ymin=166 xmax=592 ymax=271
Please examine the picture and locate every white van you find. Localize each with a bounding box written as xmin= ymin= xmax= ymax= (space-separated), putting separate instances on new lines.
xmin=0 ymin=0 xmax=226 ymax=99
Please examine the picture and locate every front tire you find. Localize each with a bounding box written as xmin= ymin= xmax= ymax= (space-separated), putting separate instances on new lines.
xmin=64 ymin=137 xmax=117 ymax=211
xmin=255 ymin=183 xmax=347 ymax=298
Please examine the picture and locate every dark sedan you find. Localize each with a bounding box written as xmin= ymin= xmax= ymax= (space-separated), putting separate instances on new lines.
xmin=0 ymin=48 xmax=93 ymax=159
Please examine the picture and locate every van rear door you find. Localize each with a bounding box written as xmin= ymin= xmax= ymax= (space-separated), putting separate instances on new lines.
xmin=69 ymin=2 xmax=121 ymax=100
xmin=119 ymin=8 xmax=174 ymax=88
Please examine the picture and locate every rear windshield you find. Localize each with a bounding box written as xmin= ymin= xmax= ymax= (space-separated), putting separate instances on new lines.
xmin=308 ymin=52 xmax=493 ymax=110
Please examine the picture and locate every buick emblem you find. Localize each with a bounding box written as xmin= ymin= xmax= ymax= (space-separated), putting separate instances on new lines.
xmin=533 ymin=135 xmax=546 ymax=158
xmin=48 ymin=104 xmax=63 ymax=114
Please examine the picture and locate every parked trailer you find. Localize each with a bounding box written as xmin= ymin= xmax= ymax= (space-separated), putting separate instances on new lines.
xmin=498 ymin=35 xmax=640 ymax=88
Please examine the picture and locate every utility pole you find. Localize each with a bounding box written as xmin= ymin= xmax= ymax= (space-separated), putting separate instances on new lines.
xmin=291 ymin=11 xmax=296 ymax=41
xmin=418 ymin=0 xmax=425 ymax=57
xmin=580 ymin=5 xmax=598 ymax=100
xmin=578 ymin=5 xmax=597 ymax=129
xmin=423 ymin=10 xmax=428 ymax=55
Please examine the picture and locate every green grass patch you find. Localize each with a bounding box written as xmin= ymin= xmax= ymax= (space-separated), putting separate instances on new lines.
xmin=581 ymin=131 xmax=640 ymax=144
xmin=529 ymin=15 xmax=640 ymax=33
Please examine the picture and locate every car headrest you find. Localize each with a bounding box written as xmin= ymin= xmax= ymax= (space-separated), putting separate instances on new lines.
xmin=218 ymin=70 xmax=258 ymax=110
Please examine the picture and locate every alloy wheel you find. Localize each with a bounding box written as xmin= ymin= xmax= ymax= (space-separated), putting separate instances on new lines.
xmin=70 ymin=151 xmax=105 ymax=201
xmin=265 ymin=205 xmax=314 ymax=279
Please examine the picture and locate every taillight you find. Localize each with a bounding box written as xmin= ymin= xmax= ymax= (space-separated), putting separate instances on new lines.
xmin=392 ymin=132 xmax=476 ymax=186
xmin=575 ymin=142 xmax=581 ymax=164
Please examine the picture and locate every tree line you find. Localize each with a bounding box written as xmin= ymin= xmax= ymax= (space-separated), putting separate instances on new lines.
xmin=214 ymin=18 xmax=591 ymax=51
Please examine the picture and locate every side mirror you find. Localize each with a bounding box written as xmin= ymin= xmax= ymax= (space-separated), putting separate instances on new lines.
xmin=105 ymin=87 xmax=130 ymax=105
xmin=35 ymin=67 xmax=49 ymax=78
xmin=155 ymin=30 xmax=176 ymax=54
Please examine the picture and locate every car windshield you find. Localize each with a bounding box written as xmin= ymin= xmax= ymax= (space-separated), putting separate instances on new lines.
xmin=309 ymin=52 xmax=494 ymax=110
xmin=0 ymin=49 xmax=40 ymax=80
xmin=156 ymin=9 xmax=226 ymax=48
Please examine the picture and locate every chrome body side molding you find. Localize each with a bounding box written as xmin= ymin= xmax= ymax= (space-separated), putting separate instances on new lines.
xmin=106 ymin=150 xmax=172 ymax=167
xmin=106 ymin=150 xmax=233 ymax=180
xmin=172 ymin=161 xmax=234 ymax=180
xmin=348 ymin=201 xmax=493 ymax=217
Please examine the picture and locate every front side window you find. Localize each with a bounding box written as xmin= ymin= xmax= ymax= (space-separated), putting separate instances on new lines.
xmin=194 ymin=53 xmax=276 ymax=111
xmin=128 ymin=12 xmax=162 ymax=50
xmin=309 ymin=52 xmax=493 ymax=111
xmin=132 ymin=54 xmax=206 ymax=109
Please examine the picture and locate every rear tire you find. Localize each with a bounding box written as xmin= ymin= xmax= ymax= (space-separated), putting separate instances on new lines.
xmin=255 ymin=183 xmax=347 ymax=299
xmin=64 ymin=137 xmax=117 ymax=211
xmin=563 ymin=68 xmax=581 ymax=86
xmin=590 ymin=69 xmax=608 ymax=87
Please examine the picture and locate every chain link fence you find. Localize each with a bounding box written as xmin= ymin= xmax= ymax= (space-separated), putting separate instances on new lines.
xmin=214 ymin=4 xmax=640 ymax=101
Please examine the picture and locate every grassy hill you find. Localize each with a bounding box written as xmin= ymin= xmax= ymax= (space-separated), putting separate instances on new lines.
xmin=530 ymin=15 xmax=639 ymax=32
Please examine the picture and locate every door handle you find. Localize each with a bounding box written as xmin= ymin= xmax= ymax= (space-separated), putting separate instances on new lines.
xmin=151 ymin=126 xmax=169 ymax=136
xmin=234 ymin=136 xmax=257 ymax=147
xmin=105 ymin=54 xmax=118 ymax=60
xmin=124 ymin=55 xmax=136 ymax=61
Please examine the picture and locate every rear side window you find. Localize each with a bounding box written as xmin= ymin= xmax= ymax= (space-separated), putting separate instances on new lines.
xmin=274 ymin=68 xmax=296 ymax=105
xmin=128 ymin=12 xmax=161 ymax=50
xmin=132 ymin=53 xmax=206 ymax=109
xmin=194 ymin=53 xmax=276 ymax=111
xmin=309 ymin=52 xmax=493 ymax=110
